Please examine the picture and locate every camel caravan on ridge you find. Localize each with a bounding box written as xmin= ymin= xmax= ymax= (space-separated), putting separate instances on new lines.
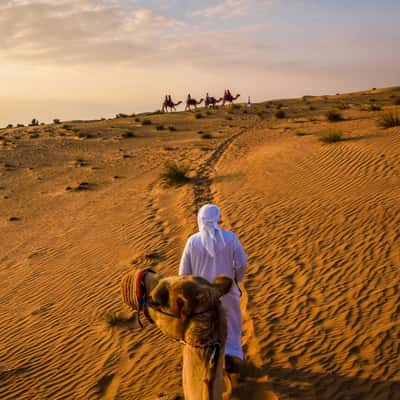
xmin=162 ymin=89 xmax=240 ymax=113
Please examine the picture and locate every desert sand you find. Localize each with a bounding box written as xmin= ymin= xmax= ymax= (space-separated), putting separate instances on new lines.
xmin=1 ymin=87 xmax=400 ymax=400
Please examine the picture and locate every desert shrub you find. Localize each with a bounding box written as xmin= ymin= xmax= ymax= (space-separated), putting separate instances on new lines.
xmin=369 ymin=104 xmax=382 ymax=111
xmin=378 ymin=112 xmax=400 ymax=128
xmin=63 ymin=124 xmax=73 ymax=130
xmin=242 ymin=109 xmax=248 ymax=114
xmin=309 ymin=106 xmax=316 ymax=111
xmin=156 ymin=125 xmax=164 ymax=131
xmin=160 ymin=162 xmax=190 ymax=187
xmin=6 ymin=124 xmax=13 ymax=129
xmin=338 ymin=103 xmax=349 ymax=110
xmin=17 ymin=124 xmax=24 ymax=128
xmin=275 ymin=110 xmax=286 ymax=119
xmin=394 ymin=98 xmax=400 ymax=105
xmin=116 ymin=113 xmax=128 ymax=118
xmin=135 ymin=117 xmax=140 ymax=122
xmin=121 ymin=131 xmax=136 ymax=138
xmin=168 ymin=126 xmax=176 ymax=131
xmin=276 ymin=103 xmax=283 ymax=109
xmin=326 ymin=110 xmax=343 ymax=122
xmin=40 ymin=122 xmax=45 ymax=126
xmin=295 ymin=131 xmax=308 ymax=136
xmin=195 ymin=113 xmax=203 ymax=119
xmin=53 ymin=119 xmax=61 ymax=124
xmin=142 ymin=119 xmax=152 ymax=125
xmin=369 ymin=98 xmax=376 ymax=102
xmin=197 ymin=130 xmax=204 ymax=134
xmin=30 ymin=133 xmax=40 ymax=139
xmin=257 ymin=111 xmax=264 ymax=118
xmin=30 ymin=118 xmax=39 ymax=126
xmin=103 ymin=312 xmax=119 ymax=326
xmin=318 ymin=129 xmax=343 ymax=143
xmin=201 ymin=133 xmax=213 ymax=139
xmin=77 ymin=132 xmax=95 ymax=139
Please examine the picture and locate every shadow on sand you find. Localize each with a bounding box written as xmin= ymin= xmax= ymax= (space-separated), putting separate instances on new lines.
xmin=233 ymin=359 xmax=399 ymax=400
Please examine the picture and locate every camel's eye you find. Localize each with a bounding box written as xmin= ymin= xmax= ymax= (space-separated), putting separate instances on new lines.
xmin=150 ymin=283 xmax=169 ymax=308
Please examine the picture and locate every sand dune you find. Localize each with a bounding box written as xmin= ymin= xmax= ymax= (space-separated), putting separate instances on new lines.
xmin=1 ymin=87 xmax=400 ymax=399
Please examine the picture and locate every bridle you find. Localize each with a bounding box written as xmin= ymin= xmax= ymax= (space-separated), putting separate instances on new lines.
xmin=132 ymin=268 xmax=222 ymax=363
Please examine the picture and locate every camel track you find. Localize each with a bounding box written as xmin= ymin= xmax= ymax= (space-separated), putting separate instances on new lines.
xmin=193 ymin=129 xmax=248 ymax=210
xmin=191 ymin=127 xmax=267 ymax=370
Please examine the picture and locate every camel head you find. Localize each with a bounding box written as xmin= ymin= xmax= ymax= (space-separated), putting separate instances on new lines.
xmin=198 ymin=98 xmax=204 ymax=105
xmin=121 ymin=269 xmax=232 ymax=346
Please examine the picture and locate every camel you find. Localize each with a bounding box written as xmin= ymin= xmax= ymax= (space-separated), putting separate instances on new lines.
xmin=121 ymin=269 xmax=233 ymax=400
xmin=185 ymin=97 xmax=204 ymax=111
xmin=162 ymin=98 xmax=182 ymax=113
xmin=205 ymin=94 xmax=223 ymax=109
xmin=222 ymin=92 xmax=240 ymax=106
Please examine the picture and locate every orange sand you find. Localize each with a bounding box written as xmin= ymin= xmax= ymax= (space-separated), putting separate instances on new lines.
xmin=1 ymin=87 xmax=400 ymax=399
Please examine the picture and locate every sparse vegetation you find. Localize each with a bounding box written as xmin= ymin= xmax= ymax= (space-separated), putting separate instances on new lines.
xmin=53 ymin=119 xmax=61 ymax=124
xmin=201 ymin=133 xmax=213 ymax=139
xmin=116 ymin=113 xmax=129 ymax=118
xmin=30 ymin=133 xmax=40 ymax=139
xmin=156 ymin=124 xmax=165 ymax=131
xmin=135 ymin=117 xmax=140 ymax=122
xmin=318 ymin=129 xmax=343 ymax=143
xmin=17 ymin=124 xmax=24 ymax=128
xmin=225 ymin=116 xmax=232 ymax=120
xmin=326 ymin=110 xmax=343 ymax=122
xmin=121 ymin=131 xmax=136 ymax=138
xmin=160 ymin=162 xmax=190 ymax=187
xmin=142 ymin=119 xmax=152 ymax=125
xmin=6 ymin=124 xmax=13 ymax=129
xmin=195 ymin=113 xmax=203 ymax=119
xmin=168 ymin=126 xmax=176 ymax=131
xmin=378 ymin=112 xmax=400 ymax=128
xmin=369 ymin=104 xmax=382 ymax=111
xmin=295 ymin=131 xmax=308 ymax=136
xmin=309 ymin=106 xmax=316 ymax=111
xmin=275 ymin=110 xmax=286 ymax=119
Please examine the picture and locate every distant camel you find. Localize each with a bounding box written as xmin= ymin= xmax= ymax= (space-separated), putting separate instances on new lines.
xmin=121 ymin=269 xmax=233 ymax=400
xmin=222 ymin=91 xmax=240 ymax=106
xmin=205 ymin=94 xmax=223 ymax=109
xmin=162 ymin=98 xmax=182 ymax=113
xmin=185 ymin=97 xmax=204 ymax=111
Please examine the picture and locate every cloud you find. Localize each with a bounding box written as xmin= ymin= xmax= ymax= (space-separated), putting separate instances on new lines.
xmin=192 ymin=0 xmax=273 ymax=18
xmin=0 ymin=0 xmax=185 ymax=64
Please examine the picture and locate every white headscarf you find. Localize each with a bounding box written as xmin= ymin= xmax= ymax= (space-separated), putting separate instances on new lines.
xmin=197 ymin=204 xmax=226 ymax=257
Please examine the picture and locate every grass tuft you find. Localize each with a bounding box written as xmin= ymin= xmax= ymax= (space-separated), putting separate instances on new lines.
xmin=318 ymin=129 xmax=343 ymax=143
xmin=160 ymin=162 xmax=190 ymax=187
xmin=369 ymin=104 xmax=382 ymax=111
xmin=275 ymin=110 xmax=286 ymax=119
xmin=326 ymin=110 xmax=344 ymax=122
xmin=121 ymin=131 xmax=136 ymax=138
xmin=378 ymin=112 xmax=400 ymax=128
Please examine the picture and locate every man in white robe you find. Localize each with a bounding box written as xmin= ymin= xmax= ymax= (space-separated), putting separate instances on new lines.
xmin=179 ymin=204 xmax=247 ymax=361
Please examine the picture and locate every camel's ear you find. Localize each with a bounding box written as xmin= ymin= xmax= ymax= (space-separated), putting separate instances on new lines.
xmin=212 ymin=275 xmax=233 ymax=298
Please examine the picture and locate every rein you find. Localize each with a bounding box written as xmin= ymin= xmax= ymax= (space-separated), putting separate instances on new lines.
xmin=133 ymin=268 xmax=221 ymax=353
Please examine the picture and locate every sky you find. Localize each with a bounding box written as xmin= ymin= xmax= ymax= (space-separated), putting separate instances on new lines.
xmin=0 ymin=0 xmax=399 ymax=126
